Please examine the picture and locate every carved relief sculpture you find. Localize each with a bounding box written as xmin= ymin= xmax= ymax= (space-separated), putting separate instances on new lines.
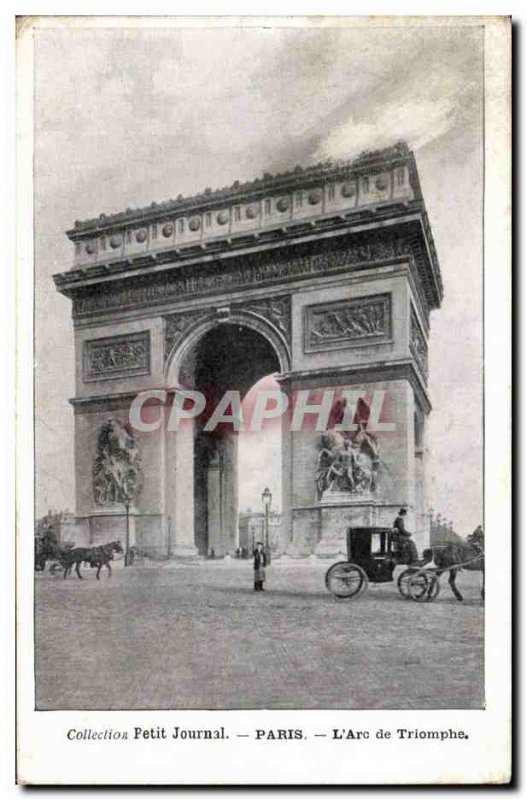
xmin=71 ymin=231 xmax=414 ymax=318
xmin=316 ymin=423 xmax=381 ymax=501
xmin=305 ymin=294 xmax=391 ymax=353
xmin=164 ymin=296 xmax=291 ymax=364
xmin=410 ymin=308 xmax=429 ymax=381
xmin=92 ymin=418 xmax=143 ymax=506
xmin=164 ymin=309 xmax=208 ymax=360
xmin=84 ymin=332 xmax=150 ymax=381
xmin=237 ymin=295 xmax=291 ymax=343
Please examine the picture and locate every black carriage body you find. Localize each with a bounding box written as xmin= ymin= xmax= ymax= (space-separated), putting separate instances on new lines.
xmin=325 ymin=527 xmax=440 ymax=602
xmin=346 ymin=527 xmax=396 ymax=583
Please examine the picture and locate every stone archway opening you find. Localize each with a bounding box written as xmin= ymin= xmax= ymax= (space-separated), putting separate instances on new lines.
xmin=176 ymin=323 xmax=282 ymax=557
xmin=238 ymin=374 xmax=282 ymax=553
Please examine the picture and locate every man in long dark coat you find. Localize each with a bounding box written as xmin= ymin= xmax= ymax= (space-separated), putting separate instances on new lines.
xmin=253 ymin=541 xmax=267 ymax=591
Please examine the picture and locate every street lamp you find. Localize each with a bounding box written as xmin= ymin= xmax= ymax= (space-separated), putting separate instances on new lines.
xmin=120 ymin=473 xmax=135 ymax=567
xmin=261 ymin=487 xmax=272 ymax=563
xmin=123 ymin=494 xmax=132 ymax=566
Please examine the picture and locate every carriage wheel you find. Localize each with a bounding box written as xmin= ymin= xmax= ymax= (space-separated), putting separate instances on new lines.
xmin=397 ymin=569 xmax=416 ymax=599
xmin=325 ymin=562 xmax=368 ymax=600
xmin=398 ymin=569 xmax=440 ymax=602
xmin=407 ymin=572 xmax=440 ymax=603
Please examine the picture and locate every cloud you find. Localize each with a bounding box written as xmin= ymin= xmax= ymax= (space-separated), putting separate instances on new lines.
xmin=312 ymin=95 xmax=459 ymax=163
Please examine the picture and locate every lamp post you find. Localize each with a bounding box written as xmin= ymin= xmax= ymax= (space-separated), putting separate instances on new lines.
xmin=123 ymin=495 xmax=131 ymax=567
xmin=218 ymin=449 xmax=224 ymax=555
xmin=120 ymin=473 xmax=135 ymax=567
xmin=261 ymin=487 xmax=272 ymax=563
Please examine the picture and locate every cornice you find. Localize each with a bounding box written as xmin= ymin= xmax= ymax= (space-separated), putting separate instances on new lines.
xmin=276 ymin=358 xmax=432 ymax=416
xmin=55 ymin=204 xmax=442 ymax=310
xmin=57 ymin=204 xmax=416 ymax=288
xmin=69 ymin=391 xmax=140 ymax=414
xmin=58 ymin=226 xmax=441 ymax=325
xmin=66 ymin=142 xmax=413 ymax=238
xmin=68 ymin=360 xmax=431 ymax=417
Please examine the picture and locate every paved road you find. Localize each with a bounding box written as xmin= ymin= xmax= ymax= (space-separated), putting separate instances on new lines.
xmin=35 ymin=560 xmax=484 ymax=710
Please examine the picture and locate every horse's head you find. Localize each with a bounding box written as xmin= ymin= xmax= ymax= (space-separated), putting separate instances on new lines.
xmin=112 ymin=540 xmax=124 ymax=554
xmin=466 ymin=531 xmax=484 ymax=551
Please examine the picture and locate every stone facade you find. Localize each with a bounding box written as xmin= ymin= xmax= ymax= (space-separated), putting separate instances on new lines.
xmin=238 ymin=510 xmax=282 ymax=554
xmin=54 ymin=143 xmax=442 ymax=558
xmin=35 ymin=509 xmax=77 ymax=546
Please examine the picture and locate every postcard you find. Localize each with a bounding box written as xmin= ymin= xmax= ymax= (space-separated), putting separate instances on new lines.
xmin=16 ymin=14 xmax=511 ymax=785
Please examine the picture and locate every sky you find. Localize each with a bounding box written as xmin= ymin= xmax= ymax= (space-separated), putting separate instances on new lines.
xmin=34 ymin=22 xmax=483 ymax=532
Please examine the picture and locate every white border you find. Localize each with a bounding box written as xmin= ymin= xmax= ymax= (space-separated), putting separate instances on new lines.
xmin=12 ymin=11 xmax=511 ymax=787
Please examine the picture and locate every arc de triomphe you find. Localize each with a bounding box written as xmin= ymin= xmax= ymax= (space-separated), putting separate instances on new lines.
xmin=54 ymin=142 xmax=442 ymax=558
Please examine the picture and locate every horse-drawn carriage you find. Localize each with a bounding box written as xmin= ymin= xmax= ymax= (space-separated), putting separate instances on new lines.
xmin=34 ymin=535 xmax=66 ymax=573
xmin=325 ymin=527 xmax=441 ymax=602
xmin=325 ymin=526 xmax=484 ymax=602
xmin=35 ymin=535 xmax=124 ymax=579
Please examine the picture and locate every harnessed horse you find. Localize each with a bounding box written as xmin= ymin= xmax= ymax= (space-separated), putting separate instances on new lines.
xmin=60 ymin=541 xmax=124 ymax=580
xmin=421 ymin=530 xmax=484 ymax=601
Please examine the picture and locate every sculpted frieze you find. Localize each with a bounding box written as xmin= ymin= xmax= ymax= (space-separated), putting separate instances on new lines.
xmin=239 ymin=296 xmax=291 ymax=342
xmin=72 ymin=231 xmax=412 ymax=317
xmin=304 ymin=294 xmax=391 ymax=353
xmin=164 ymin=309 xmax=209 ymax=360
xmin=163 ymin=295 xmax=291 ymax=364
xmin=83 ymin=331 xmax=150 ymax=381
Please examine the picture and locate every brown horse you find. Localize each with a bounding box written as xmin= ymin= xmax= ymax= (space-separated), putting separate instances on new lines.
xmin=61 ymin=541 xmax=123 ymax=580
xmin=422 ymin=532 xmax=484 ymax=601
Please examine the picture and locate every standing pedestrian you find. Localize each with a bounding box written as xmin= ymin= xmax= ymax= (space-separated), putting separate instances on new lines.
xmin=253 ymin=541 xmax=267 ymax=591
